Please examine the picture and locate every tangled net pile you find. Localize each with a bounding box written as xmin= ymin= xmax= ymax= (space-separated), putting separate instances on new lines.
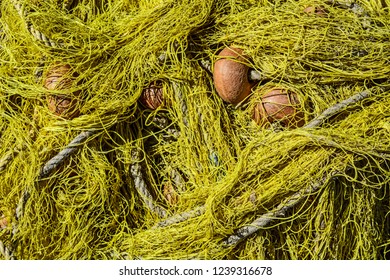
xmin=0 ymin=0 xmax=389 ymax=260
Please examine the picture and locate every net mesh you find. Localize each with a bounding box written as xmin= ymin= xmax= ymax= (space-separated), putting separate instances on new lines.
xmin=0 ymin=0 xmax=389 ymax=260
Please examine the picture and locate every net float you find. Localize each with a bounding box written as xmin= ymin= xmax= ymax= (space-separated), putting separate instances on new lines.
xmin=0 ymin=215 xmax=8 ymax=229
xmin=140 ymin=81 xmax=163 ymax=110
xmin=163 ymin=182 xmax=179 ymax=206
xmin=252 ymin=88 xmax=305 ymax=128
xmin=44 ymin=63 xmax=81 ymax=119
xmin=303 ymin=6 xmax=328 ymax=17
xmin=213 ymin=46 xmax=253 ymax=105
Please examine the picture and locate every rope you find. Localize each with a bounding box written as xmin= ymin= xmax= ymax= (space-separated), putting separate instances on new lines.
xmin=0 ymin=120 xmax=37 ymax=173
xmin=153 ymin=206 xmax=205 ymax=228
xmin=222 ymin=171 xmax=342 ymax=247
xmin=0 ymin=240 xmax=15 ymax=260
xmin=8 ymin=129 xmax=96 ymax=259
xmin=198 ymin=59 xmax=263 ymax=82
xmin=173 ymin=82 xmax=189 ymax=127
xmin=151 ymin=89 xmax=380 ymax=232
xmin=305 ymin=90 xmax=372 ymax=129
xmin=130 ymin=149 xmax=167 ymax=218
xmin=14 ymin=130 xmax=96 ymax=218
xmin=219 ymin=89 xmax=383 ymax=247
xmin=38 ymin=130 xmax=96 ymax=179
xmin=0 ymin=149 xmax=18 ymax=172
xmin=152 ymin=116 xmax=180 ymax=139
xmin=11 ymin=0 xmax=58 ymax=47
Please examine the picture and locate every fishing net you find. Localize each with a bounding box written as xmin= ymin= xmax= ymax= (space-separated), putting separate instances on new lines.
xmin=0 ymin=0 xmax=389 ymax=260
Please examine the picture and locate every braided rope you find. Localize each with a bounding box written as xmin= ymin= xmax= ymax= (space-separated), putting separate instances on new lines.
xmin=198 ymin=59 xmax=263 ymax=82
xmin=38 ymin=130 xmax=96 ymax=179
xmin=0 ymin=150 xmax=18 ymax=172
xmin=153 ymin=206 xmax=205 ymax=228
xmin=130 ymin=149 xmax=167 ymax=218
xmin=172 ymin=82 xmax=189 ymax=127
xmin=198 ymin=59 xmax=212 ymax=75
xmin=153 ymin=89 xmax=377 ymax=231
xmin=305 ymin=90 xmax=372 ymax=129
xmin=11 ymin=0 xmax=58 ymax=47
xmin=222 ymin=171 xmax=341 ymax=247
xmin=0 ymin=240 xmax=15 ymax=260
xmin=152 ymin=116 xmax=180 ymax=139
xmin=8 ymin=129 xmax=96 ymax=259
xmin=14 ymin=130 xmax=96 ymax=220
xmin=0 ymin=126 xmax=37 ymax=173
xmin=221 ymin=88 xmax=380 ymax=246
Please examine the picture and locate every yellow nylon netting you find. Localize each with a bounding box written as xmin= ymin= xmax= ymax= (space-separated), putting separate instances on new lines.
xmin=0 ymin=0 xmax=389 ymax=260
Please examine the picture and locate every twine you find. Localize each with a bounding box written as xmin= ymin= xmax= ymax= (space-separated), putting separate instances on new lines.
xmin=11 ymin=0 xmax=58 ymax=47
